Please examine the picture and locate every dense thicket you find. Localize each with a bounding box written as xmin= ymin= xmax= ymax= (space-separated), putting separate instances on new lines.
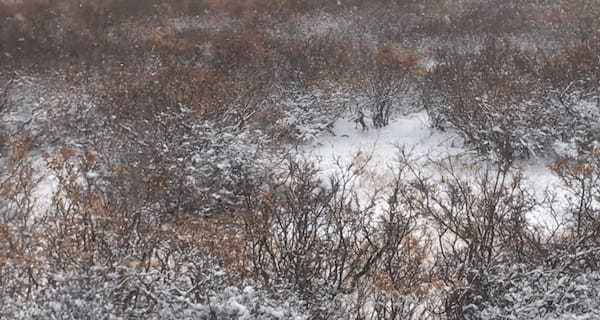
xmin=2 ymin=0 xmax=600 ymax=319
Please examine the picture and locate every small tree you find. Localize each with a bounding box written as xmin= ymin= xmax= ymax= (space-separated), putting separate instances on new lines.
xmin=363 ymin=44 xmax=423 ymax=128
xmin=551 ymin=146 xmax=600 ymax=244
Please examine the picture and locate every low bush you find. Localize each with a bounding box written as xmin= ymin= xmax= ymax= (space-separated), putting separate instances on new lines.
xmin=426 ymin=35 xmax=600 ymax=162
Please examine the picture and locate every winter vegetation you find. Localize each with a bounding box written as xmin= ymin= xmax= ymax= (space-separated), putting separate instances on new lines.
xmin=2 ymin=0 xmax=600 ymax=319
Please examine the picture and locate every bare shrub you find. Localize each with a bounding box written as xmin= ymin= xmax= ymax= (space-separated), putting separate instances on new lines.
xmin=0 ymin=0 xmax=158 ymax=65
xmin=440 ymin=247 xmax=600 ymax=320
xmin=0 ymin=147 xmax=308 ymax=318
xmin=236 ymin=157 xmax=428 ymax=318
xmin=550 ymin=147 xmax=600 ymax=244
xmin=0 ymin=80 xmax=8 ymax=118
xmin=4 ymin=0 xmax=600 ymax=318
xmin=426 ymin=35 xmax=600 ymax=161
xmin=361 ymin=44 xmax=424 ymax=128
xmin=0 ymin=134 xmax=42 ymax=299
xmin=276 ymin=35 xmax=355 ymax=89
xmin=0 ymin=140 xmax=430 ymax=319
xmin=210 ymin=30 xmax=273 ymax=76
xmin=382 ymin=150 xmax=543 ymax=319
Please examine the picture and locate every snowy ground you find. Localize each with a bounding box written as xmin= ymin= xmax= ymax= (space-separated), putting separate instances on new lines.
xmin=303 ymin=111 xmax=568 ymax=230
xmin=3 ymin=74 xmax=570 ymax=229
xmin=302 ymin=111 xmax=464 ymax=217
xmin=519 ymin=159 xmax=570 ymax=229
xmin=305 ymin=111 xmax=465 ymax=167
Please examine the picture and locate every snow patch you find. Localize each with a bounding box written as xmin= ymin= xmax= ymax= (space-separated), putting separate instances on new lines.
xmin=305 ymin=111 xmax=570 ymax=229
xmin=306 ymin=111 xmax=464 ymax=175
